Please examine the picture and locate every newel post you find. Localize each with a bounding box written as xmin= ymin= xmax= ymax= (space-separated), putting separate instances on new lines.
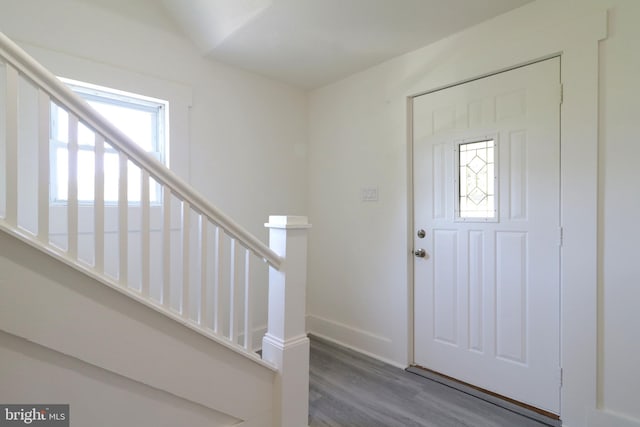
xmin=263 ymin=215 xmax=311 ymax=427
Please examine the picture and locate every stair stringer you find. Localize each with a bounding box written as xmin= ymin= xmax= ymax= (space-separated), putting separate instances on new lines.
xmin=0 ymin=230 xmax=275 ymax=427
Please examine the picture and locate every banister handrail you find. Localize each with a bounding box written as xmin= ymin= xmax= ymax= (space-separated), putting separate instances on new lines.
xmin=0 ymin=31 xmax=282 ymax=270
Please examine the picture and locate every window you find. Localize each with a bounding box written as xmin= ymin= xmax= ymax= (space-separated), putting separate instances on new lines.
xmin=50 ymin=79 xmax=168 ymax=203
xmin=455 ymin=138 xmax=497 ymax=221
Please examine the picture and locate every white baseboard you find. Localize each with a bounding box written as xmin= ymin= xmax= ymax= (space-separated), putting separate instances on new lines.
xmin=306 ymin=314 xmax=404 ymax=369
xmin=587 ymin=408 xmax=640 ymax=427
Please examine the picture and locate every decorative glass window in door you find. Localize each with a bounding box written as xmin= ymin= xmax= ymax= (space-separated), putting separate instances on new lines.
xmin=455 ymin=138 xmax=497 ymax=221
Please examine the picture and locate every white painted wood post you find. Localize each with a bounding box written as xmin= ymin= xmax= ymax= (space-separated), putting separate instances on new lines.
xmin=263 ymin=216 xmax=311 ymax=427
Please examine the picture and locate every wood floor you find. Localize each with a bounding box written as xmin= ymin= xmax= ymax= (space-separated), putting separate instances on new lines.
xmin=308 ymin=336 xmax=553 ymax=427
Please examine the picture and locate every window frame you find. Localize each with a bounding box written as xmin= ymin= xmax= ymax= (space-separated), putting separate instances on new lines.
xmin=50 ymin=78 xmax=169 ymax=205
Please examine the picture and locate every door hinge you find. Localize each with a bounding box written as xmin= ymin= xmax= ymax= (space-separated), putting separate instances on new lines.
xmin=559 ymin=368 xmax=563 ymax=387
xmin=559 ymin=84 xmax=564 ymax=105
xmin=558 ymin=227 xmax=564 ymax=247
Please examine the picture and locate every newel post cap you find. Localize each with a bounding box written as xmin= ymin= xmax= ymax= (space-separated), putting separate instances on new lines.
xmin=265 ymin=215 xmax=312 ymax=229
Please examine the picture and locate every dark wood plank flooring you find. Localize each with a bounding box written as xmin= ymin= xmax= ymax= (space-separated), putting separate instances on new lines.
xmin=309 ymin=336 xmax=552 ymax=427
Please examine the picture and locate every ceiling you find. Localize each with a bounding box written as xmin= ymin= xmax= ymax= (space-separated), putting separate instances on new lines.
xmin=157 ymin=0 xmax=535 ymax=89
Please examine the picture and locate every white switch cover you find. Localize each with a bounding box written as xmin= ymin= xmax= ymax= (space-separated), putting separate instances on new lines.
xmin=361 ymin=186 xmax=379 ymax=202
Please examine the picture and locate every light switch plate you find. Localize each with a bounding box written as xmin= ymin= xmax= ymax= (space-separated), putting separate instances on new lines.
xmin=361 ymin=186 xmax=378 ymax=202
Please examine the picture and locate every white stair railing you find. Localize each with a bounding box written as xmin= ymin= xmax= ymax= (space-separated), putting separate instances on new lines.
xmin=0 ymin=32 xmax=309 ymax=427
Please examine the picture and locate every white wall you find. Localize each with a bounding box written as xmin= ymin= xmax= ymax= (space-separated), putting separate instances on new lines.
xmin=0 ymin=0 xmax=308 ymax=339
xmin=307 ymin=1 xmax=640 ymax=426
xmin=0 ymin=0 xmax=308 ymax=242
xmin=597 ymin=1 xmax=640 ymax=424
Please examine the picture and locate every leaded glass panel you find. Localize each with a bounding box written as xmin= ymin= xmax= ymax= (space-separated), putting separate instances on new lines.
xmin=458 ymin=139 xmax=496 ymax=219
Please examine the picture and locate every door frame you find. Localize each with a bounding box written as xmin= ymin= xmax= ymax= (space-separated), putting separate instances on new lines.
xmin=406 ymin=11 xmax=606 ymax=424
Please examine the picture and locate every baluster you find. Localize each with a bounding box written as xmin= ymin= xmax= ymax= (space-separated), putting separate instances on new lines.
xmin=162 ymin=186 xmax=171 ymax=307
xmin=181 ymin=200 xmax=190 ymax=318
xmin=118 ymin=153 xmax=128 ymax=285
xmin=199 ymin=216 xmax=208 ymax=326
xmin=229 ymin=238 xmax=237 ymax=343
xmin=37 ymin=89 xmax=50 ymax=243
xmin=94 ymin=135 xmax=105 ymax=273
xmin=141 ymin=170 xmax=150 ymax=296
xmin=213 ymin=226 xmax=223 ymax=334
xmin=5 ymin=64 xmax=18 ymax=225
xmin=243 ymin=248 xmax=252 ymax=351
xmin=67 ymin=114 xmax=79 ymax=260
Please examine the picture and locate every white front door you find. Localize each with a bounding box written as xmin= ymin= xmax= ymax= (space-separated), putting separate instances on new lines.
xmin=412 ymin=58 xmax=561 ymax=414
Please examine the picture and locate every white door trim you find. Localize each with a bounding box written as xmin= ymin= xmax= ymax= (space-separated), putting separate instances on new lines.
xmin=406 ymin=9 xmax=607 ymax=426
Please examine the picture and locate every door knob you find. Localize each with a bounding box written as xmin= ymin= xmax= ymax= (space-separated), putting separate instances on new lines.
xmin=414 ymin=249 xmax=426 ymax=258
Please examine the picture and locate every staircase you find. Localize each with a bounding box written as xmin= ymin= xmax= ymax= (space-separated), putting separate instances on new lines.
xmin=0 ymin=32 xmax=310 ymax=427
